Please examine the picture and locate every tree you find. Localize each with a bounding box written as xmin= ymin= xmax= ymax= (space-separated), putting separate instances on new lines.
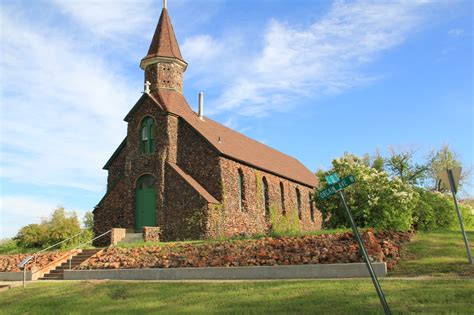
xmin=14 ymin=207 xmax=91 ymax=249
xmin=83 ymin=212 xmax=94 ymax=230
xmin=315 ymin=153 xmax=417 ymax=231
xmin=428 ymin=145 xmax=471 ymax=192
xmin=385 ymin=147 xmax=431 ymax=186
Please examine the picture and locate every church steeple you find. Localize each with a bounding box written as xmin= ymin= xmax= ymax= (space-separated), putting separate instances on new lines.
xmin=140 ymin=4 xmax=187 ymax=94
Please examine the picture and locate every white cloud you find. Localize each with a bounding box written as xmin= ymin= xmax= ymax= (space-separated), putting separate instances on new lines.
xmin=183 ymin=0 xmax=435 ymax=117
xmin=0 ymin=195 xmax=88 ymax=238
xmin=52 ymin=0 xmax=155 ymax=40
xmin=0 ymin=8 xmax=136 ymax=191
xmin=448 ymin=28 xmax=463 ymax=37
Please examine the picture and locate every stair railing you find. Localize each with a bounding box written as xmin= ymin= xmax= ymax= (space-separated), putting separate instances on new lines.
xmin=67 ymin=230 xmax=112 ymax=270
xmin=17 ymin=230 xmax=86 ymax=288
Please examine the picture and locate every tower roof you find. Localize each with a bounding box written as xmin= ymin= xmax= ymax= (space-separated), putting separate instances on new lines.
xmin=142 ymin=8 xmax=185 ymax=63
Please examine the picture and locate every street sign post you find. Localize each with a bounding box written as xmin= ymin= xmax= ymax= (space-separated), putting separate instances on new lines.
xmin=318 ymin=174 xmax=391 ymax=315
xmin=445 ymin=168 xmax=472 ymax=264
xmin=18 ymin=255 xmax=33 ymax=288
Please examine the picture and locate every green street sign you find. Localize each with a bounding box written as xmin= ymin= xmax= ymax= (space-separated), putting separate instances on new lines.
xmin=333 ymin=175 xmax=356 ymax=191
xmin=325 ymin=173 xmax=340 ymax=185
xmin=318 ymin=175 xmax=356 ymax=200
xmin=319 ymin=185 xmax=338 ymax=200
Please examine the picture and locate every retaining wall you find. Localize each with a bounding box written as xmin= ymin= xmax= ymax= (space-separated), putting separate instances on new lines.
xmin=64 ymin=263 xmax=386 ymax=280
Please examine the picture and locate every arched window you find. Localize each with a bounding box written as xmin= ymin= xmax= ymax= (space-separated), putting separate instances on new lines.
xmin=280 ymin=182 xmax=286 ymax=215
xmin=136 ymin=174 xmax=156 ymax=189
xmin=309 ymin=193 xmax=315 ymax=222
xmin=238 ymin=169 xmax=245 ymax=212
xmin=140 ymin=116 xmax=156 ymax=154
xmin=296 ymin=188 xmax=302 ymax=220
xmin=262 ymin=177 xmax=269 ymax=217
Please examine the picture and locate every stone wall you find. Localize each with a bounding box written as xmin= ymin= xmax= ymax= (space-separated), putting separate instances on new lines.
xmin=145 ymin=61 xmax=184 ymax=94
xmin=209 ymin=158 xmax=322 ymax=239
xmin=143 ymin=226 xmax=161 ymax=242
xmin=162 ymin=163 xmax=209 ymax=241
xmin=177 ymin=119 xmax=222 ymax=199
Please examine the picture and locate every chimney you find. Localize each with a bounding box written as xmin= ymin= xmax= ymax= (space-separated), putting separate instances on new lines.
xmin=198 ymin=92 xmax=204 ymax=120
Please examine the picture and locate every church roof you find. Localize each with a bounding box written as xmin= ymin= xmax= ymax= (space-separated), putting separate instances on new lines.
xmin=142 ymin=8 xmax=185 ymax=63
xmin=153 ymin=91 xmax=318 ymax=188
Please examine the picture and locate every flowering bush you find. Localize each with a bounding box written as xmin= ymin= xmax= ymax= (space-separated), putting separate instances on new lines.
xmin=315 ymin=154 xmax=417 ymax=231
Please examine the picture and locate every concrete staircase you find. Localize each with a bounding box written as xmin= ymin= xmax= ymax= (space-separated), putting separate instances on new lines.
xmin=39 ymin=249 xmax=102 ymax=280
xmin=118 ymin=233 xmax=143 ymax=244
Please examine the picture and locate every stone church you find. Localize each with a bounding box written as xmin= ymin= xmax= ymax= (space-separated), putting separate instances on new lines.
xmin=93 ymin=5 xmax=322 ymax=242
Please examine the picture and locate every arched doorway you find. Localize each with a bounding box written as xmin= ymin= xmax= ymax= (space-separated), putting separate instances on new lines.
xmin=135 ymin=174 xmax=156 ymax=231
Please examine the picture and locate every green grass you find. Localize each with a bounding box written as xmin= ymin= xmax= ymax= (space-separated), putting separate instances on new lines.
xmin=0 ymin=279 xmax=472 ymax=314
xmin=389 ymin=229 xmax=474 ymax=277
xmin=2 ymin=229 xmax=473 ymax=314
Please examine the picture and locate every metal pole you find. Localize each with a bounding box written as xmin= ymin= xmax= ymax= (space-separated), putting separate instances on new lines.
xmin=23 ymin=267 xmax=26 ymax=288
xmin=339 ymin=191 xmax=391 ymax=315
xmin=447 ymin=169 xmax=473 ymax=264
xmin=69 ymin=257 xmax=72 ymax=270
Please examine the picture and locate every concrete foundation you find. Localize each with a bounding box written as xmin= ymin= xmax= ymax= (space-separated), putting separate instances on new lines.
xmin=64 ymin=263 xmax=386 ymax=280
xmin=0 ymin=271 xmax=32 ymax=281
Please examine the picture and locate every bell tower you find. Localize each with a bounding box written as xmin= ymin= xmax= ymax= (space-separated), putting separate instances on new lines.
xmin=140 ymin=2 xmax=187 ymax=94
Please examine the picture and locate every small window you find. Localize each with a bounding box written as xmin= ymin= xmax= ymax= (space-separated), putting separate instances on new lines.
xmin=140 ymin=116 xmax=156 ymax=154
xmin=309 ymin=194 xmax=315 ymax=222
xmin=262 ymin=177 xmax=269 ymax=217
xmin=136 ymin=174 xmax=156 ymax=189
xmin=296 ymin=188 xmax=302 ymax=220
xmin=280 ymin=182 xmax=285 ymax=215
xmin=238 ymin=169 xmax=245 ymax=212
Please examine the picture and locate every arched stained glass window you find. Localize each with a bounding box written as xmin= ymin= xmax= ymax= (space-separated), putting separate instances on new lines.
xmin=280 ymin=182 xmax=286 ymax=215
xmin=309 ymin=194 xmax=315 ymax=222
xmin=238 ymin=169 xmax=245 ymax=212
xmin=296 ymin=188 xmax=302 ymax=220
xmin=262 ymin=177 xmax=269 ymax=217
xmin=140 ymin=116 xmax=156 ymax=154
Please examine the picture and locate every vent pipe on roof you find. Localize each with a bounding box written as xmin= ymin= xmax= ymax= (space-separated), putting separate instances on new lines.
xmin=198 ymin=92 xmax=204 ymax=120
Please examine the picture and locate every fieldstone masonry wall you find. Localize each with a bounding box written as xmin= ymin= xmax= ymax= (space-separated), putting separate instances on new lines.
xmin=210 ymin=158 xmax=322 ymax=239
xmin=143 ymin=227 xmax=161 ymax=242
xmin=145 ymin=62 xmax=184 ymax=94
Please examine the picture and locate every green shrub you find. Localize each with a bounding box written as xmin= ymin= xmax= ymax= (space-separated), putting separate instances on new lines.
xmin=413 ymin=190 xmax=474 ymax=231
xmin=315 ymin=153 xmax=417 ymax=231
xmin=269 ymin=204 xmax=300 ymax=236
xmin=14 ymin=207 xmax=92 ymax=249
xmin=0 ymin=239 xmax=22 ymax=254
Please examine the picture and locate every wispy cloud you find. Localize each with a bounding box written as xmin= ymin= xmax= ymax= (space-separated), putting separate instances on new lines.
xmin=182 ymin=0 xmax=435 ymax=117
xmin=0 ymin=8 xmax=136 ymax=191
xmin=52 ymin=0 xmax=155 ymax=40
xmin=448 ymin=28 xmax=464 ymax=37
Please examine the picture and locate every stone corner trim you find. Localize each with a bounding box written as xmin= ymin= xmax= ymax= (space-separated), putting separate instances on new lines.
xmin=143 ymin=226 xmax=161 ymax=242
xmin=64 ymin=263 xmax=386 ymax=280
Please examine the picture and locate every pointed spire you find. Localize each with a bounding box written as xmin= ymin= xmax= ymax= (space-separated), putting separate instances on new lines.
xmin=142 ymin=6 xmax=185 ymax=64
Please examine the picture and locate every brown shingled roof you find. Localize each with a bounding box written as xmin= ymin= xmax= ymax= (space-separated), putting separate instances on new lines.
xmin=153 ymin=91 xmax=317 ymax=188
xmin=142 ymin=8 xmax=185 ymax=63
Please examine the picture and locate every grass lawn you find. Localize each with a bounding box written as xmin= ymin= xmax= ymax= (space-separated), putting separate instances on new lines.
xmin=0 ymin=279 xmax=472 ymax=314
xmin=1 ymin=229 xmax=473 ymax=314
xmin=390 ymin=229 xmax=474 ymax=277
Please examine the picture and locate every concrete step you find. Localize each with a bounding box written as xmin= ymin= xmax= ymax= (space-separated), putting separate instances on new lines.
xmin=38 ymin=247 xmax=104 ymax=280
xmin=118 ymin=233 xmax=143 ymax=244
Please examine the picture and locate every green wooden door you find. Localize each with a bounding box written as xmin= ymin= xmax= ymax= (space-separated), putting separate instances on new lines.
xmin=135 ymin=175 xmax=157 ymax=231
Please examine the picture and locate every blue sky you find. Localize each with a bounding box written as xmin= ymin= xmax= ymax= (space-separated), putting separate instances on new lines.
xmin=0 ymin=0 xmax=472 ymax=238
